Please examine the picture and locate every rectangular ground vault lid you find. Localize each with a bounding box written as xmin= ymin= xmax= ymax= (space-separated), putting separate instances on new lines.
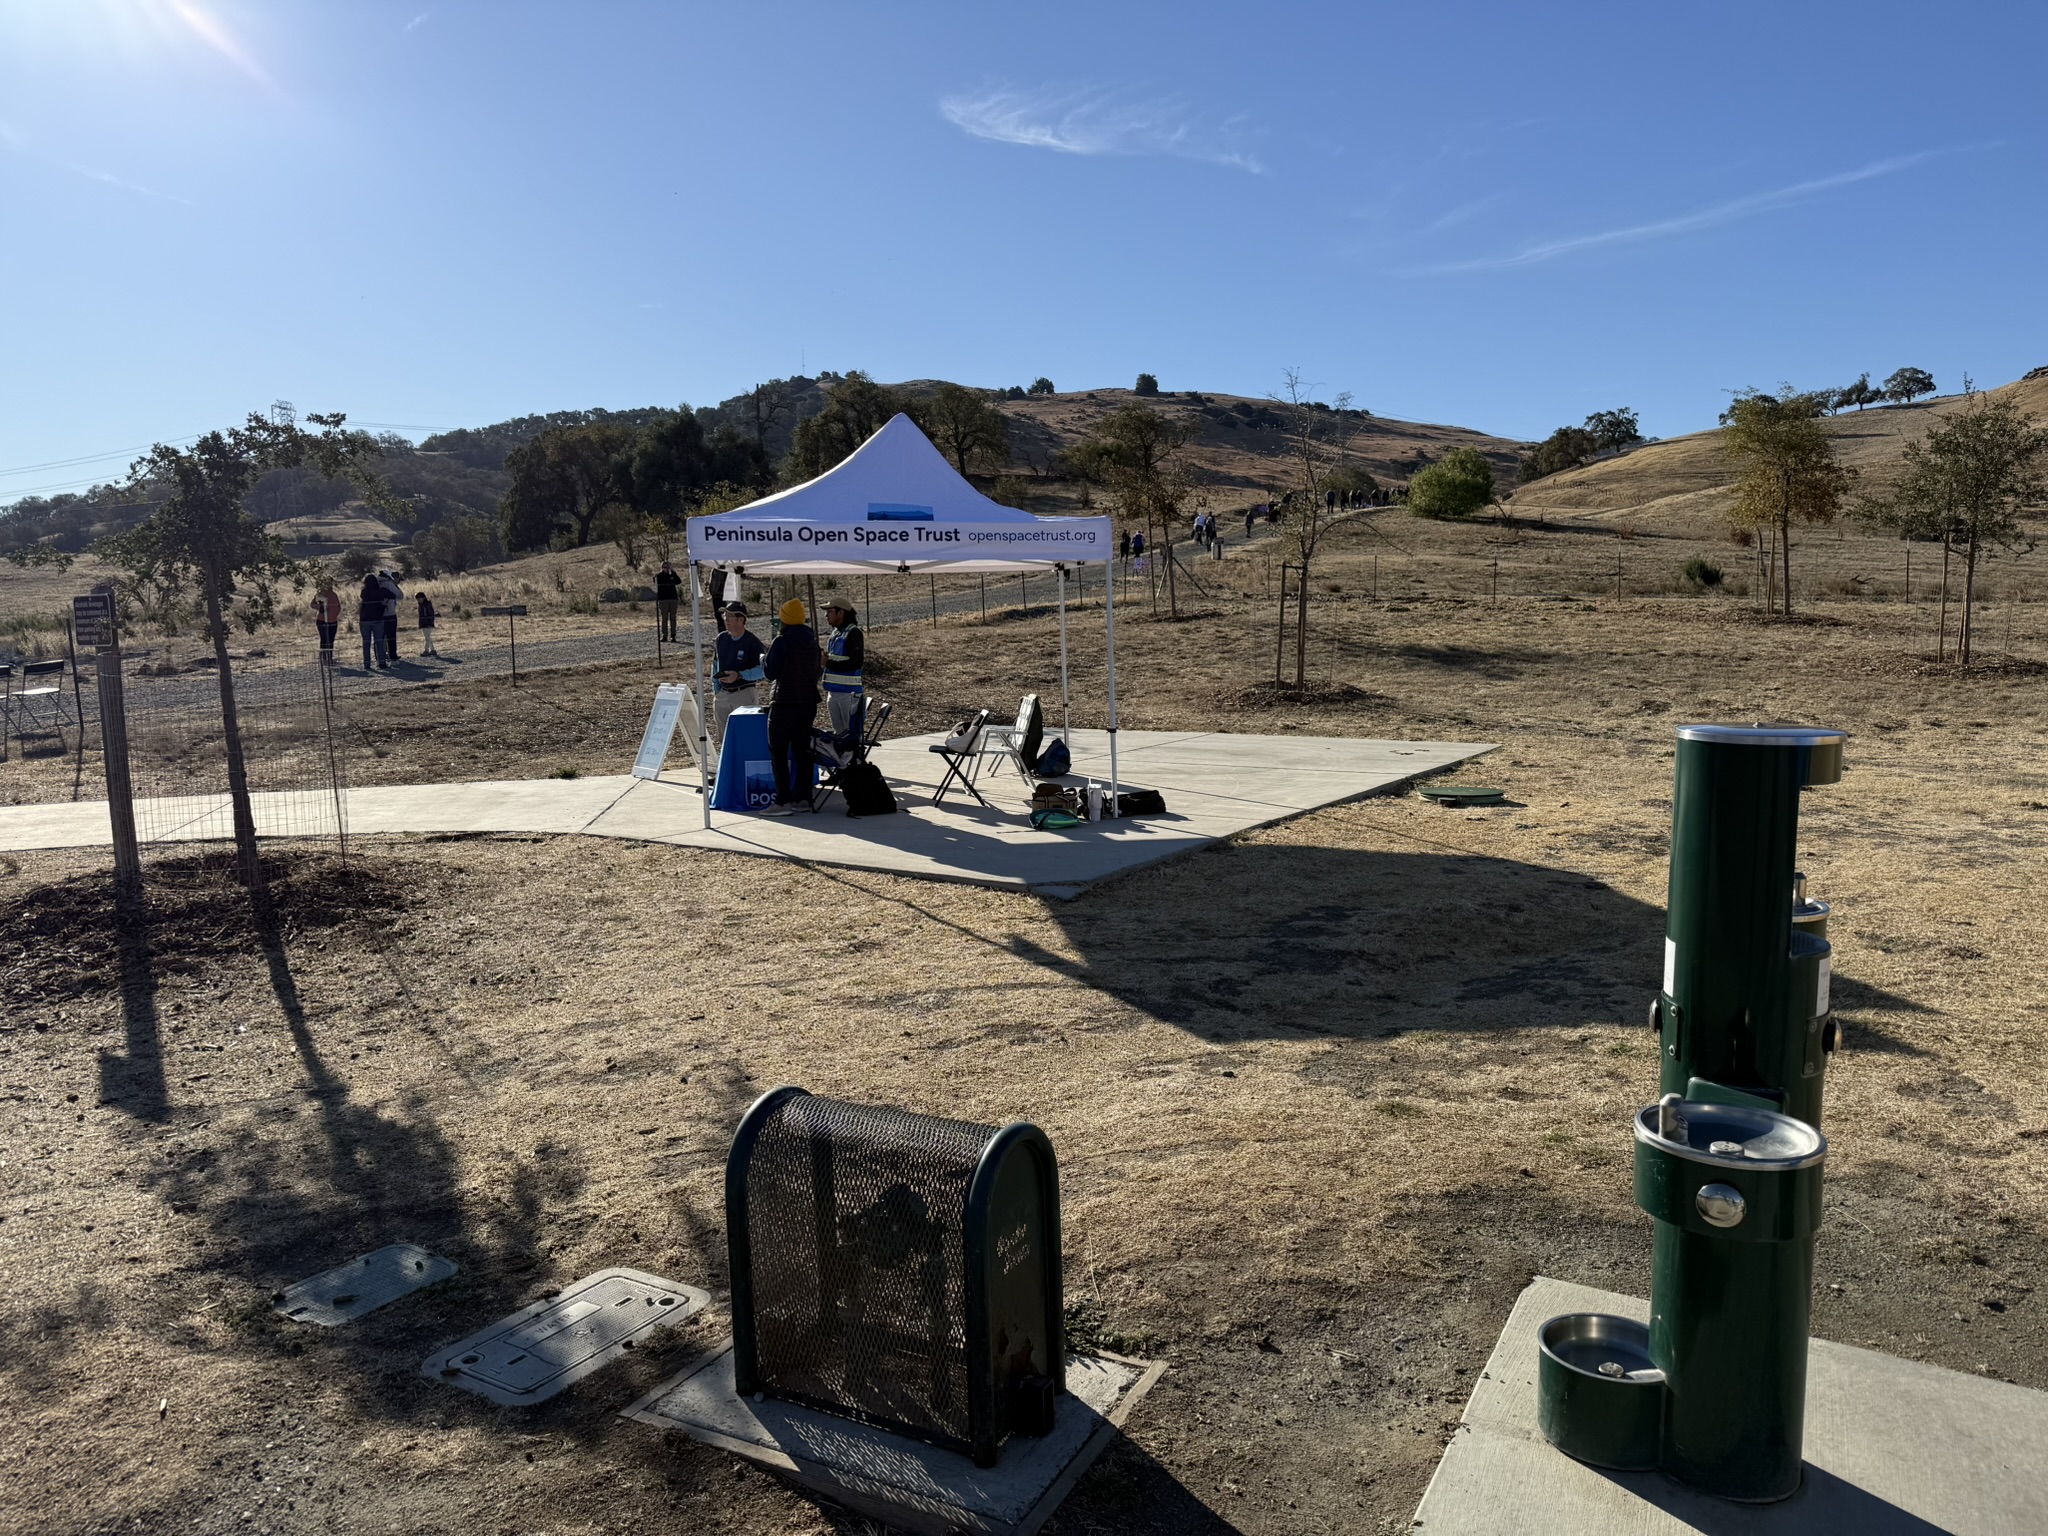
xmin=422 ymin=1267 xmax=709 ymax=1407
xmin=273 ymin=1242 xmax=458 ymax=1326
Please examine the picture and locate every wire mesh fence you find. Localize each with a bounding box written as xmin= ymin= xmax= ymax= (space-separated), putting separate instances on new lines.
xmin=122 ymin=662 xmax=349 ymax=867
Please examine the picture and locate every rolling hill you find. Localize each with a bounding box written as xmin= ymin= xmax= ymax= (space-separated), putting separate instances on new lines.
xmin=1509 ymin=372 xmax=2048 ymax=533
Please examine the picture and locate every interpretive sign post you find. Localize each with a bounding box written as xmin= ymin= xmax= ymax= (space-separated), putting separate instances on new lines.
xmin=71 ymin=592 xmax=115 ymax=650
xmin=482 ymin=605 xmax=527 ymax=683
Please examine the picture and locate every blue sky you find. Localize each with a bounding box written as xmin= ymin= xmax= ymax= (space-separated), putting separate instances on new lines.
xmin=3 ymin=1 xmax=2043 ymax=505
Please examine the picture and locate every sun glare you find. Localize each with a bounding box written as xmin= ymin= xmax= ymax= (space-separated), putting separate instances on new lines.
xmin=5 ymin=0 xmax=275 ymax=90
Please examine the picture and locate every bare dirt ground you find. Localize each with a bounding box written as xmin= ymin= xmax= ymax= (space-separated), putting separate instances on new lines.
xmin=4 ymin=509 xmax=2047 ymax=1536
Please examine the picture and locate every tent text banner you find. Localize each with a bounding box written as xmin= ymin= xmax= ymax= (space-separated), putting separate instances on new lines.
xmin=688 ymin=515 xmax=1109 ymax=569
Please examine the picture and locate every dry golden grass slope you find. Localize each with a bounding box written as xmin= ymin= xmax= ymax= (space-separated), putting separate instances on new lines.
xmin=1511 ymin=373 xmax=2048 ymax=531
xmin=992 ymin=387 xmax=1529 ymax=499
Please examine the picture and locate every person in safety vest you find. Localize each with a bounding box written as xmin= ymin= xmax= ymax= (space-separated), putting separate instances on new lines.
xmin=820 ymin=600 xmax=865 ymax=739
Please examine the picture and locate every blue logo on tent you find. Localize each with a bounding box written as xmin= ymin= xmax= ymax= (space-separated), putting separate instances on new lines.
xmin=867 ymin=503 xmax=934 ymax=521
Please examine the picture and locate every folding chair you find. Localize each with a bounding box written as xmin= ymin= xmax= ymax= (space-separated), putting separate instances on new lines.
xmin=861 ymin=699 xmax=892 ymax=756
xmin=809 ymin=696 xmax=868 ymax=813
xmin=928 ymin=707 xmax=995 ymax=808
xmin=970 ymin=693 xmax=1044 ymax=789
xmin=8 ymin=659 xmax=73 ymax=753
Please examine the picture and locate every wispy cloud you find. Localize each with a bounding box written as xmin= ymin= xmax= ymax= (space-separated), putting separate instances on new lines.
xmin=939 ymin=86 xmax=1264 ymax=174
xmin=1414 ymin=192 xmax=1507 ymax=238
xmin=404 ymin=9 xmax=432 ymax=33
xmin=0 ymin=119 xmax=193 ymax=206
xmin=1424 ymin=152 xmax=1946 ymax=273
xmin=167 ymin=0 xmax=277 ymax=92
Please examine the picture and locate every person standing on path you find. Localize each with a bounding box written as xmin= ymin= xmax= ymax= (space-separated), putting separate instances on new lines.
xmin=312 ymin=579 xmax=342 ymax=663
xmin=655 ymin=560 xmax=682 ymax=643
xmin=415 ymin=591 xmax=439 ymax=657
xmin=357 ymin=572 xmax=389 ymax=670
xmin=821 ymin=600 xmax=865 ymax=739
xmin=711 ymin=601 xmax=765 ymax=748
xmin=759 ymin=597 xmax=820 ymax=815
xmin=1244 ymin=505 xmax=1256 ymax=538
xmin=377 ymin=570 xmax=403 ymax=662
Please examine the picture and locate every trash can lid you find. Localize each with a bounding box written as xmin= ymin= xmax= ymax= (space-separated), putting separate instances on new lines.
xmin=1673 ymin=723 xmax=1845 ymax=784
xmin=1634 ymin=1099 xmax=1825 ymax=1171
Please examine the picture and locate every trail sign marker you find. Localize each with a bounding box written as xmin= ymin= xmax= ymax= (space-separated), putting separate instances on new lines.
xmin=71 ymin=592 xmax=114 ymax=649
xmin=481 ymin=604 xmax=527 ymax=681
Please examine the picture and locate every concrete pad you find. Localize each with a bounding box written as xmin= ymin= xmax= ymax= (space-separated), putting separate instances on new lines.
xmin=0 ymin=730 xmax=1491 ymax=896
xmin=583 ymin=729 xmax=1492 ymax=894
xmin=1414 ymin=1276 xmax=2048 ymax=1535
xmin=623 ymin=1343 xmax=1166 ymax=1536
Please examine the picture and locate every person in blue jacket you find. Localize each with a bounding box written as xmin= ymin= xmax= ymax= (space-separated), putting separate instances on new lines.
xmin=712 ymin=601 xmax=766 ymax=748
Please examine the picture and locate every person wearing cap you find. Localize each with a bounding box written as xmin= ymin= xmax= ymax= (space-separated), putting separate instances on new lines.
xmin=758 ymin=597 xmax=821 ymax=814
xmin=711 ymin=601 xmax=766 ymax=749
xmin=820 ymin=600 xmax=865 ymax=739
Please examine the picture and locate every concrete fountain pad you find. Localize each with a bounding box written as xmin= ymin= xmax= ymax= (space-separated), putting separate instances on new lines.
xmin=1414 ymin=1276 xmax=2048 ymax=1535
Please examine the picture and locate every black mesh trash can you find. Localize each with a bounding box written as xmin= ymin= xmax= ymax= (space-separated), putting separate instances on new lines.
xmin=725 ymin=1086 xmax=1065 ymax=1467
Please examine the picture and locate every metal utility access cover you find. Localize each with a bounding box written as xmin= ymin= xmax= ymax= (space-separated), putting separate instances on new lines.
xmin=1421 ymin=784 xmax=1505 ymax=806
xmin=273 ymin=1243 xmax=457 ymax=1327
xmin=422 ymin=1268 xmax=709 ymax=1407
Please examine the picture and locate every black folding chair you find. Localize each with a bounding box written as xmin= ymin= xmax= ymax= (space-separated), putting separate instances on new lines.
xmin=928 ymin=707 xmax=995 ymax=808
xmin=861 ymin=699 xmax=892 ymax=755
xmin=810 ymin=697 xmax=869 ymax=813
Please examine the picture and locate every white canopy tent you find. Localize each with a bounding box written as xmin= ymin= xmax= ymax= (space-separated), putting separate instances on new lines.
xmin=682 ymin=413 xmax=1120 ymax=827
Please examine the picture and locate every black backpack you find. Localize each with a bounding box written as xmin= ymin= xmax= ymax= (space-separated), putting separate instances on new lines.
xmin=840 ymin=761 xmax=897 ymax=817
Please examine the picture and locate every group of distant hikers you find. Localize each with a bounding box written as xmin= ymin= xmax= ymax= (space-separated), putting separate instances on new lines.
xmin=309 ymin=570 xmax=437 ymax=670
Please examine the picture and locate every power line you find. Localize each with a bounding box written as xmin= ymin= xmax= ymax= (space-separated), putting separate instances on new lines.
xmin=0 ymin=434 xmax=205 ymax=478
xmin=1 ymin=418 xmax=426 ymax=482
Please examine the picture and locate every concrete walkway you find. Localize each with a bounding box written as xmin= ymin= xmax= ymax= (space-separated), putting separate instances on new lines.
xmin=0 ymin=729 xmax=1492 ymax=896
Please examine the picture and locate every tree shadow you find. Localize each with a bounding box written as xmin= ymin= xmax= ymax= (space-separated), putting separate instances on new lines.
xmin=795 ymin=841 xmax=1926 ymax=1052
xmin=99 ymin=879 xmax=170 ymax=1122
xmin=1040 ymin=1434 xmax=1247 ymax=1535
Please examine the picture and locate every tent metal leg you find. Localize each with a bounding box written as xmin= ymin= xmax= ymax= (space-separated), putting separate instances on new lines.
xmin=1104 ymin=557 xmax=1119 ymax=814
xmin=1057 ymin=566 xmax=1070 ymax=742
xmin=690 ymin=565 xmax=710 ymax=829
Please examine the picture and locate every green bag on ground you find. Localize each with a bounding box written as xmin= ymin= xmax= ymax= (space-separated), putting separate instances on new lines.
xmin=1029 ymin=806 xmax=1082 ymax=831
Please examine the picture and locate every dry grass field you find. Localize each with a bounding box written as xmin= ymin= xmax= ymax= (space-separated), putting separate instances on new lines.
xmin=3 ymin=490 xmax=2047 ymax=1534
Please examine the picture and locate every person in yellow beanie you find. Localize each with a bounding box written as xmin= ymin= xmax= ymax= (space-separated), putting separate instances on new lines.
xmin=758 ymin=597 xmax=822 ymax=813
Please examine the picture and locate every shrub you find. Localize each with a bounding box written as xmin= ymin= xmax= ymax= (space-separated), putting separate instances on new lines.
xmin=1683 ymin=556 xmax=1724 ymax=589
xmin=1133 ymin=373 xmax=1159 ymax=396
xmin=1407 ymin=448 xmax=1495 ymax=520
xmin=1028 ymin=377 xmax=1055 ymax=396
